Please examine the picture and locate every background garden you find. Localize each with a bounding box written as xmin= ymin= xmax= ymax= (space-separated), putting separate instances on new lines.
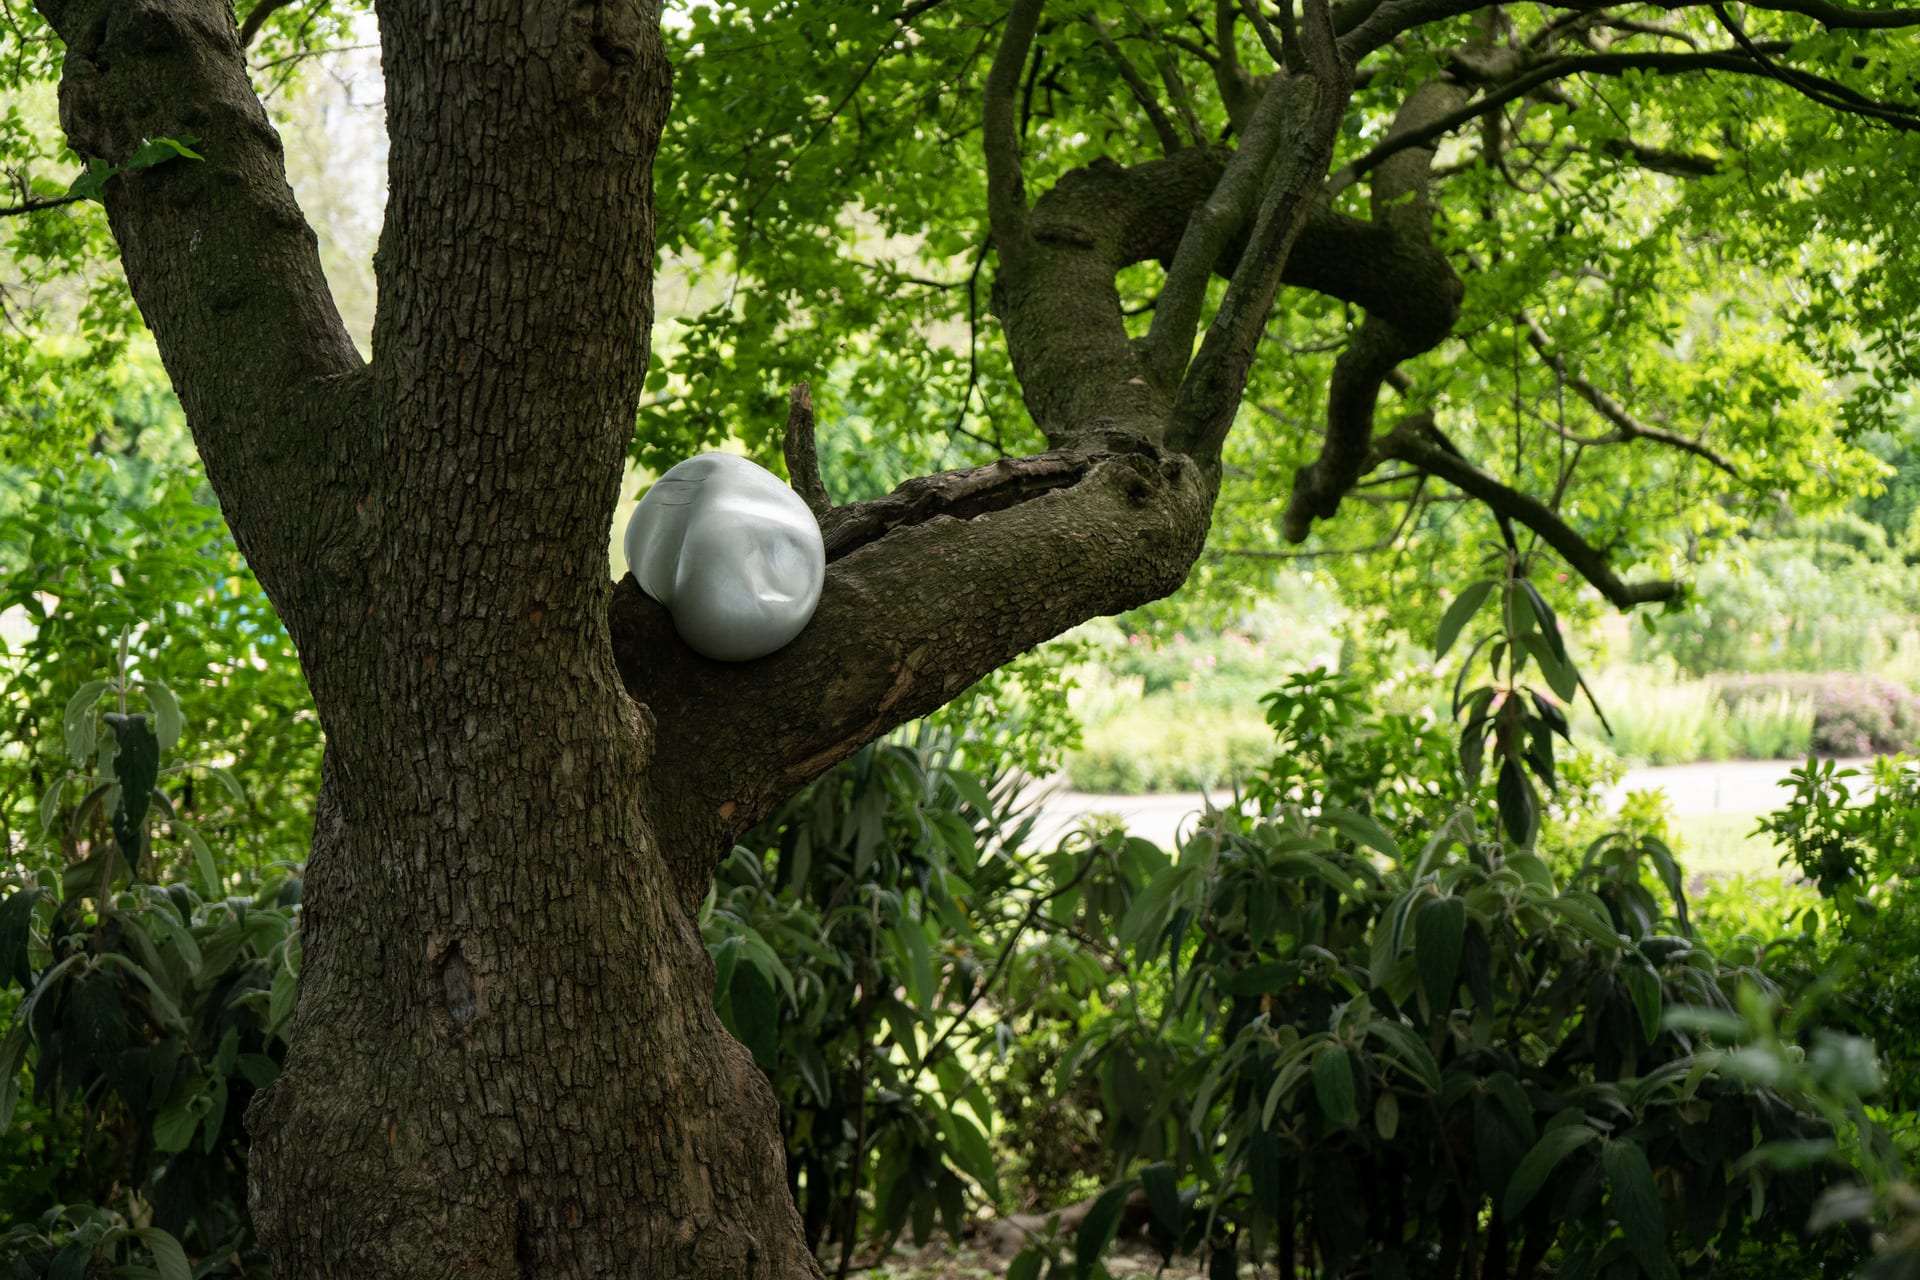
xmin=7 ymin=4 xmax=1920 ymax=1278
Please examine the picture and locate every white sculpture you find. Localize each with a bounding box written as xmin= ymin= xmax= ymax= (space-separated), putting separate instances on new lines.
xmin=623 ymin=452 xmax=826 ymax=661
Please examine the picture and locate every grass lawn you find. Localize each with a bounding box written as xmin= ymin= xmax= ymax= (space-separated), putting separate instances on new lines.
xmin=1668 ymin=811 xmax=1789 ymax=879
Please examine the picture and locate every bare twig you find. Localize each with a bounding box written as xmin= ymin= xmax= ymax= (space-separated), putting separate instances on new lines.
xmin=1517 ymin=311 xmax=1740 ymax=476
xmin=1373 ymin=415 xmax=1678 ymax=606
xmin=0 ymin=192 xmax=79 ymax=218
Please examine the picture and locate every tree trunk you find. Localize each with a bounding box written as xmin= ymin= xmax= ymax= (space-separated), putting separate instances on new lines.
xmin=32 ymin=0 xmax=1361 ymax=1273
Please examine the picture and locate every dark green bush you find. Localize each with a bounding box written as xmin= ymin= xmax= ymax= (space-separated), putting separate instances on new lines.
xmin=0 ymin=664 xmax=301 ymax=1276
xmin=1011 ymin=673 xmax=1867 ymax=1280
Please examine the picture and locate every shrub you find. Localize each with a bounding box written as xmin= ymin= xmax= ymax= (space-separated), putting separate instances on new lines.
xmin=1725 ymin=690 xmax=1818 ymax=761
xmin=1066 ymin=702 xmax=1272 ymax=793
xmin=1011 ymin=676 xmax=1867 ymax=1280
xmin=0 ymin=662 xmax=300 ymax=1275
xmin=1584 ymin=670 xmax=1731 ymax=764
xmin=1715 ymin=673 xmax=1920 ymax=757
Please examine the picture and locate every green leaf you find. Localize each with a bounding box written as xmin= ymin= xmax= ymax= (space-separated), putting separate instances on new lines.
xmin=1366 ymin=1020 xmax=1443 ymax=1094
xmin=0 ymin=1021 xmax=30 ymax=1131
xmin=48 ymin=1241 xmax=92 ymax=1280
xmin=1496 ymin=758 xmax=1537 ymax=846
xmin=63 ymin=679 xmax=108 ymax=764
xmin=941 ymin=1111 xmax=1000 ymax=1198
xmin=126 ymin=135 xmax=205 ymax=170
xmin=1519 ymin=581 xmax=1570 ymax=664
xmin=1414 ymin=896 xmax=1466 ymax=1012
xmin=726 ymin=963 xmax=777 ymax=1067
xmin=134 ymin=1228 xmax=192 ymax=1280
xmin=1435 ymin=580 xmax=1497 ymax=659
xmin=175 ymin=819 xmax=223 ymax=900
xmin=1622 ymin=963 xmax=1663 ymax=1044
xmin=1530 ymin=690 xmax=1571 ymax=740
xmin=143 ymin=679 xmax=183 ymax=752
xmin=95 ymin=953 xmax=188 ymax=1034
xmin=1007 ymin=1248 xmax=1046 ymax=1280
xmin=202 ymin=764 xmax=247 ymax=803
xmin=1503 ymin=1122 xmax=1599 ymax=1219
xmin=38 ymin=773 xmax=67 ymax=835
xmin=792 ymin=1037 xmax=831 ymax=1106
xmin=1374 ymin=1090 xmax=1401 ymax=1140
xmin=940 ymin=766 xmax=995 ymax=817
xmin=1140 ymin=1161 xmax=1185 ymax=1243
xmin=0 ymin=887 xmax=45 ymax=987
xmin=66 ymin=158 xmax=117 ymax=201
xmin=105 ymin=712 xmax=161 ymax=874
xmin=152 ymin=1087 xmax=203 ymax=1152
xmin=1313 ymin=1043 xmax=1357 ymax=1127
xmin=1603 ymin=1140 xmax=1675 ymax=1280
xmin=1519 ymin=632 xmax=1580 ymax=701
xmin=1075 ymin=1180 xmax=1136 ymax=1275
xmin=1321 ymin=805 xmax=1402 ymax=861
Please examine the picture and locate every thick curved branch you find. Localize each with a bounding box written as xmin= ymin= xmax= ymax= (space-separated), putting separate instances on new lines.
xmin=1518 ymin=311 xmax=1740 ymax=477
xmin=237 ymin=0 xmax=294 ymax=46
xmin=1170 ymin=0 xmax=1355 ymax=459
xmin=612 ymin=445 xmax=1218 ymax=910
xmin=985 ymin=0 xmax=1045 ymax=259
xmin=1374 ymin=415 xmax=1678 ymax=606
xmin=1283 ymin=78 xmax=1464 ymax=539
xmin=1145 ymin=72 xmax=1315 ymax=391
xmin=34 ymin=0 xmax=361 ymax=593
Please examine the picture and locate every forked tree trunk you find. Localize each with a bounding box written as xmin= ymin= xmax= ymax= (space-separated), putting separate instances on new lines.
xmin=33 ymin=0 xmax=1361 ymax=1273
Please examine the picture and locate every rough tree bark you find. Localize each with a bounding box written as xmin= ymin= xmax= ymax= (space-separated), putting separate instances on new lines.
xmin=27 ymin=0 xmax=1692 ymax=1272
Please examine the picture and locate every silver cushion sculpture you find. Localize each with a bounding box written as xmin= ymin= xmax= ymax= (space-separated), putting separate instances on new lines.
xmin=623 ymin=452 xmax=827 ymax=662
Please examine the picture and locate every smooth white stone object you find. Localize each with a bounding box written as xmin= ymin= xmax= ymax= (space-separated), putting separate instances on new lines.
xmin=623 ymin=452 xmax=826 ymax=662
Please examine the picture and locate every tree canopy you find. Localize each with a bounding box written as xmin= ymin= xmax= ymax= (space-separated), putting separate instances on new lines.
xmin=2 ymin=0 xmax=1920 ymax=1276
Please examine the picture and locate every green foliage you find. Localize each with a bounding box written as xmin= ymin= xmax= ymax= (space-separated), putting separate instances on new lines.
xmin=0 ymin=421 xmax=321 ymax=867
xmin=1638 ymin=513 xmax=1920 ymax=679
xmin=1717 ymin=675 xmax=1920 ymax=759
xmin=1066 ymin=705 xmax=1271 ymax=794
xmin=0 ymin=666 xmax=300 ymax=1274
xmin=702 ymin=727 xmax=1045 ymax=1259
xmin=1010 ymin=674 xmax=1864 ymax=1280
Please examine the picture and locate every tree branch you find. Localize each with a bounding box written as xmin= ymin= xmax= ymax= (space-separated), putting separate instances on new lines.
xmin=783 ymin=381 xmax=832 ymax=518
xmin=1373 ymin=415 xmax=1678 ymax=606
xmin=0 ymin=192 xmax=79 ymax=217
xmin=985 ymin=0 xmax=1045 ymax=259
xmin=1328 ymin=46 xmax=1799 ymax=194
xmin=33 ymin=0 xmax=361 ymax=599
xmin=614 ymin=444 xmax=1217 ymax=908
xmin=1170 ymin=0 xmax=1355 ymax=458
xmin=1282 ymin=78 xmax=1463 ymax=539
xmin=1089 ymin=16 xmax=1185 ymax=156
xmin=237 ymin=0 xmax=294 ymax=47
xmin=1517 ymin=311 xmax=1741 ymax=477
xmin=1144 ymin=72 xmax=1311 ymax=391
xmin=1710 ymin=1 xmax=1920 ymax=128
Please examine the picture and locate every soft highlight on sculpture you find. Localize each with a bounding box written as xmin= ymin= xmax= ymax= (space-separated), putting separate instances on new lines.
xmin=623 ymin=452 xmax=827 ymax=662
